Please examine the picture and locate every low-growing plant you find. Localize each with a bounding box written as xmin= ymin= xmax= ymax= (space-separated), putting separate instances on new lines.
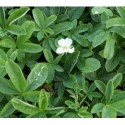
xmin=0 ymin=7 xmax=125 ymax=118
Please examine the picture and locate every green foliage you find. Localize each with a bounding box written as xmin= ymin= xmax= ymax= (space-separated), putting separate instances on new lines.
xmin=0 ymin=7 xmax=125 ymax=118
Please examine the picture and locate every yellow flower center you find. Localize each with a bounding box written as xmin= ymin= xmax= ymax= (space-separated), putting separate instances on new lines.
xmin=63 ymin=46 xmax=69 ymax=51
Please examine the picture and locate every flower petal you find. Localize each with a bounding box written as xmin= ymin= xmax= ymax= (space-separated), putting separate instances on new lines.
xmin=65 ymin=38 xmax=73 ymax=46
xmin=58 ymin=38 xmax=73 ymax=47
xmin=68 ymin=47 xmax=75 ymax=53
xmin=58 ymin=39 xmax=66 ymax=47
xmin=56 ymin=47 xmax=64 ymax=54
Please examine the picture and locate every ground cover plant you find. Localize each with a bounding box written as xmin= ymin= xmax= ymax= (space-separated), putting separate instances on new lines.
xmin=0 ymin=7 xmax=125 ymax=118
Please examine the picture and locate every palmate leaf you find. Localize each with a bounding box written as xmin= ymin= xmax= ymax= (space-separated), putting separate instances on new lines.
xmin=1 ymin=6 xmax=125 ymax=118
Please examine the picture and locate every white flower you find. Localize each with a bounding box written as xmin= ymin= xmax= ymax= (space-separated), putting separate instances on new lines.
xmin=56 ymin=38 xmax=75 ymax=54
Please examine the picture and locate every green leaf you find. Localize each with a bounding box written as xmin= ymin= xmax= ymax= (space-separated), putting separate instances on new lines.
xmin=106 ymin=18 xmax=125 ymax=28
xmin=88 ymin=29 xmax=103 ymax=41
xmin=64 ymin=51 xmax=80 ymax=74
xmin=91 ymin=7 xmax=106 ymax=15
xmin=7 ymin=7 xmax=29 ymax=26
xmin=82 ymin=58 xmax=101 ymax=73
xmin=54 ymin=65 xmax=64 ymax=72
xmin=46 ymin=64 xmax=55 ymax=83
xmin=0 ymin=39 xmax=15 ymax=48
xmin=53 ymin=55 xmax=62 ymax=64
xmin=11 ymin=98 xmax=39 ymax=115
xmin=43 ymin=49 xmax=54 ymax=63
xmin=109 ymin=27 xmax=125 ymax=38
xmin=91 ymin=103 xmax=105 ymax=113
xmin=27 ymin=63 xmax=48 ymax=91
xmin=32 ymin=8 xmax=45 ymax=28
xmin=116 ymin=7 xmax=125 ymax=18
xmin=27 ymin=112 xmax=47 ymax=118
xmin=5 ymin=60 xmax=27 ymax=92
xmin=0 ymin=49 xmax=7 ymax=60
xmin=17 ymin=49 xmax=25 ymax=63
xmin=58 ymin=83 xmax=65 ymax=98
xmin=38 ymin=89 xmax=48 ymax=110
xmin=74 ymin=73 xmax=85 ymax=90
xmin=9 ymin=50 xmax=17 ymax=61
xmin=95 ymin=80 xmax=106 ymax=94
xmin=19 ymin=43 xmax=43 ymax=53
xmin=53 ymin=21 xmax=73 ymax=35
xmin=111 ymin=91 xmax=125 ymax=103
xmin=24 ymin=91 xmax=40 ymax=103
xmin=109 ymin=101 xmax=125 ymax=115
xmin=0 ymin=101 xmax=15 ymax=117
xmin=65 ymin=100 xmax=79 ymax=110
xmin=105 ymin=81 xmax=114 ymax=103
xmin=17 ymin=21 xmax=35 ymax=43
xmin=45 ymin=15 xmax=57 ymax=27
xmin=78 ymin=107 xmax=93 ymax=118
xmin=112 ymin=73 xmax=122 ymax=89
xmin=88 ymin=92 xmax=102 ymax=101
xmin=7 ymin=24 xmax=26 ymax=35
xmin=102 ymin=106 xmax=116 ymax=118
xmin=66 ymin=7 xmax=85 ymax=21
xmin=92 ymin=31 xmax=107 ymax=48
xmin=105 ymin=52 xmax=120 ymax=72
xmin=72 ymin=34 xmax=89 ymax=47
xmin=118 ymin=65 xmax=125 ymax=74
xmin=63 ymin=75 xmax=78 ymax=89
xmin=0 ymin=59 xmax=5 ymax=69
xmin=0 ymin=7 xmax=5 ymax=28
xmin=37 ymin=31 xmax=44 ymax=41
xmin=73 ymin=24 xmax=88 ymax=34
xmin=56 ymin=14 xmax=69 ymax=23
xmin=104 ymin=34 xmax=115 ymax=59
xmin=48 ymin=38 xmax=56 ymax=52
xmin=43 ymin=27 xmax=54 ymax=34
xmin=63 ymin=112 xmax=77 ymax=118
xmin=46 ymin=107 xmax=65 ymax=115
xmin=0 ymin=76 xmax=18 ymax=95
